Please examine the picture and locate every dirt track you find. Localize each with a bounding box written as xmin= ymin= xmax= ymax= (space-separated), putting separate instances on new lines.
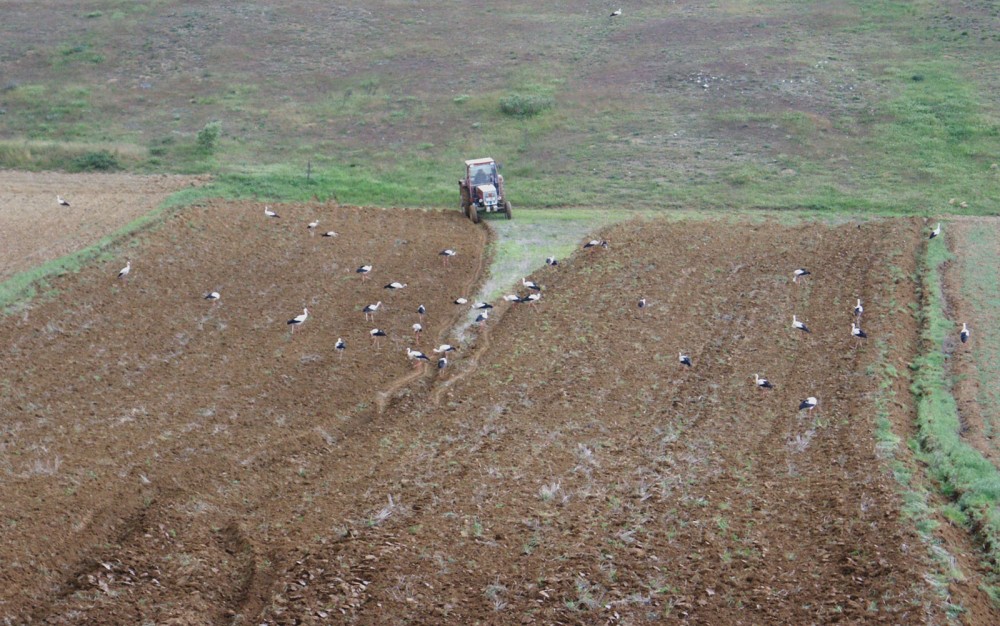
xmin=4 ymin=200 xmax=981 ymax=623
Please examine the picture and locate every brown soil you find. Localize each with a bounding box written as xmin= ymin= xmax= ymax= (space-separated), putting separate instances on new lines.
xmin=3 ymin=207 xmax=996 ymax=623
xmin=0 ymin=171 xmax=205 ymax=282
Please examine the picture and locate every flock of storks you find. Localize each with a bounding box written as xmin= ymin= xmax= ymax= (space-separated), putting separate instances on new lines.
xmin=106 ymin=203 xmax=562 ymax=374
xmin=96 ymin=198 xmax=966 ymax=416
xmin=632 ymin=221 xmax=960 ymax=416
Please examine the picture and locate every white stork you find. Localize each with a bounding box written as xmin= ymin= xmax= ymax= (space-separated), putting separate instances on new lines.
xmin=437 ymin=356 xmax=448 ymax=369
xmin=792 ymin=268 xmax=810 ymax=283
xmin=503 ymin=294 xmax=522 ymax=303
xmin=406 ymin=348 xmax=430 ymax=363
xmin=851 ymin=322 xmax=867 ymax=343
xmin=799 ymin=396 xmax=818 ymax=412
xmin=853 ymin=299 xmax=863 ymax=318
xmin=356 ymin=264 xmax=372 ymax=280
xmin=264 ymin=206 xmax=280 ymax=218
xmin=287 ymin=308 xmax=309 ymax=333
xmin=792 ymin=315 xmax=810 ymax=333
xmin=370 ymin=328 xmax=387 ymax=350
xmin=384 ymin=281 xmax=407 ymax=290
xmin=472 ymin=302 xmax=494 ymax=310
xmin=433 ymin=344 xmax=456 ymax=354
xmin=521 ymin=292 xmax=541 ymax=307
xmin=204 ymin=291 xmax=221 ymax=304
xmin=754 ymin=374 xmax=774 ymax=390
xmin=57 ymin=195 xmax=70 ymax=207
xmin=454 ymin=297 xmax=469 ymax=305
xmin=322 ymin=231 xmax=338 ymax=238
xmin=417 ymin=304 xmax=426 ymax=320
xmin=522 ymin=277 xmax=541 ymax=291
xmin=307 ymin=220 xmax=320 ymax=231
xmin=117 ymin=260 xmax=131 ymax=281
xmin=475 ymin=309 xmax=490 ymax=326
xmin=412 ymin=322 xmax=423 ymax=339
xmin=545 ymin=257 xmax=558 ymax=266
xmin=439 ymin=249 xmax=456 ymax=266
xmin=610 ymin=8 xmax=622 ymax=17
xmin=638 ymin=298 xmax=647 ymax=309
xmin=584 ymin=239 xmax=609 ymax=250
xmin=960 ymin=323 xmax=970 ymax=344
xmin=335 ymin=337 xmax=346 ymax=358
xmin=679 ymin=352 xmax=692 ymax=367
xmin=929 ymin=223 xmax=941 ymax=239
xmin=363 ymin=301 xmax=381 ymax=322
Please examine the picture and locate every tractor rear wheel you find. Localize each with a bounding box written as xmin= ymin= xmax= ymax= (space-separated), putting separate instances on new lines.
xmin=504 ymin=200 xmax=512 ymax=220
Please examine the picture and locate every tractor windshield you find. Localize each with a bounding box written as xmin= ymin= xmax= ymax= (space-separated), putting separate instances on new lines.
xmin=469 ymin=163 xmax=496 ymax=185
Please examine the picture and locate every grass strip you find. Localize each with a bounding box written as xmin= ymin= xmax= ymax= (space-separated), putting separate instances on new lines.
xmin=913 ymin=234 xmax=1000 ymax=601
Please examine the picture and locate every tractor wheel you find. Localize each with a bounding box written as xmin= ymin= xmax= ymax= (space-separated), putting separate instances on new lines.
xmin=466 ymin=204 xmax=479 ymax=223
xmin=504 ymin=200 xmax=513 ymax=220
xmin=461 ymin=198 xmax=471 ymax=214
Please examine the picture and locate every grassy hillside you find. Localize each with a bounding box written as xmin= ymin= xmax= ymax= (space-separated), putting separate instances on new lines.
xmin=1 ymin=0 xmax=998 ymax=212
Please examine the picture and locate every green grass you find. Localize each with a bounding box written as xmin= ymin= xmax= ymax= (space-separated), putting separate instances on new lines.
xmin=479 ymin=208 xmax=642 ymax=302
xmin=0 ymin=139 xmax=146 ymax=171
xmin=2 ymin=1 xmax=997 ymax=213
xmin=159 ymin=164 xmax=455 ymax=208
xmin=913 ymin=233 xmax=1000 ymax=600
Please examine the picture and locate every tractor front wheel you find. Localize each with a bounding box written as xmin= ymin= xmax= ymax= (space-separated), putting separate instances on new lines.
xmin=467 ymin=204 xmax=480 ymax=223
xmin=504 ymin=200 xmax=513 ymax=220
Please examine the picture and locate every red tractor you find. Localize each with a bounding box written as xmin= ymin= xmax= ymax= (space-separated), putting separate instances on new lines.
xmin=460 ymin=158 xmax=512 ymax=222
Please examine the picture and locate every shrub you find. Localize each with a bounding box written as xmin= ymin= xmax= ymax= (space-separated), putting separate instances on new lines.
xmin=196 ymin=121 xmax=221 ymax=154
xmin=499 ymin=93 xmax=554 ymax=118
xmin=69 ymin=150 xmax=121 ymax=172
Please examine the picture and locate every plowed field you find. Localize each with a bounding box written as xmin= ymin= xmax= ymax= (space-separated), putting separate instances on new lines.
xmin=0 ymin=171 xmax=203 ymax=282
xmin=0 ymin=206 xmax=954 ymax=623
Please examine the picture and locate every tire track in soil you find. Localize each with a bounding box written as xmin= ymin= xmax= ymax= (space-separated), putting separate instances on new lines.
xmin=226 ymin=219 xmax=493 ymax=620
xmin=380 ymin=220 xmax=492 ymax=414
xmin=235 ymin=222 xmax=493 ymax=621
xmin=255 ymin=218 xmax=942 ymax=625
xmin=2 ymin=202 xmax=485 ymax=624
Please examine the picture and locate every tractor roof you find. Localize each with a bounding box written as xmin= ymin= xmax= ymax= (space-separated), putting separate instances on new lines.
xmin=465 ymin=158 xmax=495 ymax=167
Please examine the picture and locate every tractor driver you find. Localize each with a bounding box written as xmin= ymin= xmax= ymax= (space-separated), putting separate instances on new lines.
xmin=472 ymin=166 xmax=490 ymax=185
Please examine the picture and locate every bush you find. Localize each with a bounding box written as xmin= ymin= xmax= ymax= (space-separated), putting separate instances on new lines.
xmin=499 ymin=93 xmax=554 ymax=118
xmin=69 ymin=150 xmax=121 ymax=172
xmin=196 ymin=121 xmax=221 ymax=154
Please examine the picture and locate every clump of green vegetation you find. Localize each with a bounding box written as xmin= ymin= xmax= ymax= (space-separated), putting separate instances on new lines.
xmin=499 ymin=93 xmax=554 ymax=118
xmin=0 ymin=140 xmax=142 ymax=172
xmin=69 ymin=150 xmax=121 ymax=172
xmin=196 ymin=121 xmax=222 ymax=155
